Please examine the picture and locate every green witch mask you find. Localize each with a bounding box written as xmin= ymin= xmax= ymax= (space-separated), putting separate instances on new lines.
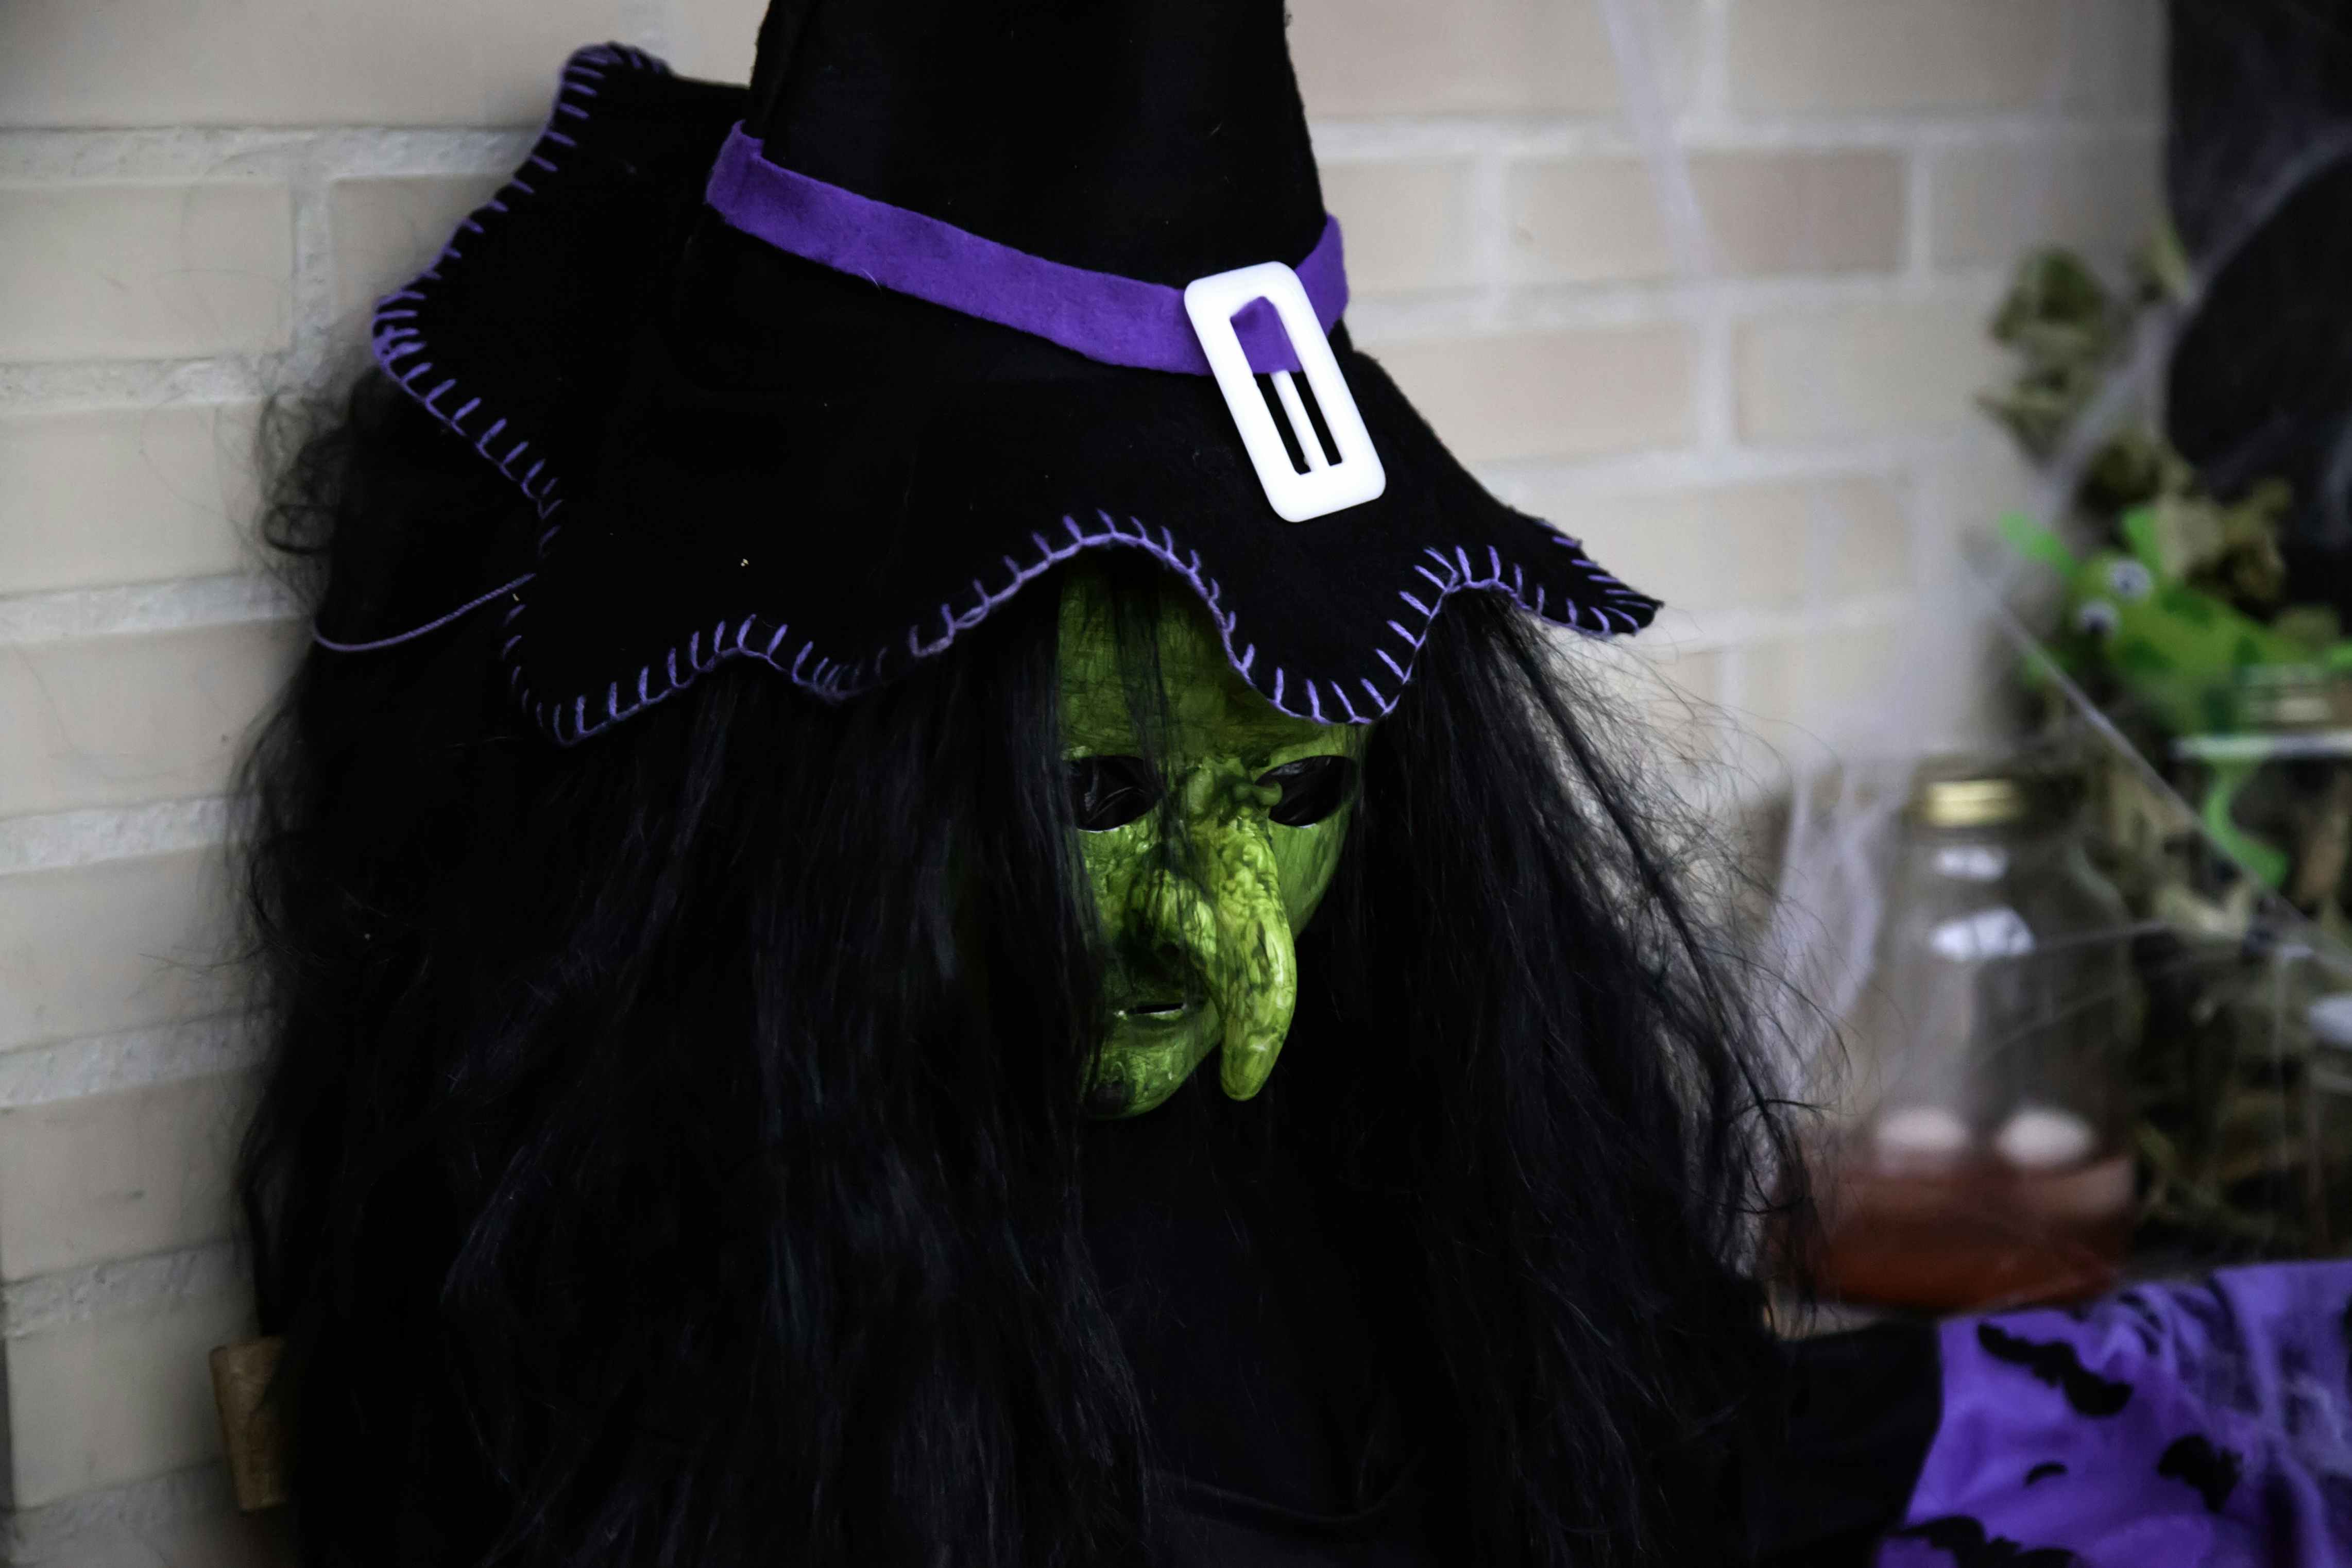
xmin=1060 ymin=574 xmax=1368 ymax=1119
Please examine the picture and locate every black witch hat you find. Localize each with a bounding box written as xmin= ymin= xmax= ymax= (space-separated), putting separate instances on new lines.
xmin=365 ymin=1 xmax=1659 ymax=744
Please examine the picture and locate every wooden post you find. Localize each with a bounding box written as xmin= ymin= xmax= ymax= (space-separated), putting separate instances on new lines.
xmin=210 ymin=1336 xmax=292 ymax=1511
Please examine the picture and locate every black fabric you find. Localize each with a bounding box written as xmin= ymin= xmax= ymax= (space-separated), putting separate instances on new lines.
xmin=1073 ymin=1062 xmax=1947 ymax=1568
xmin=745 ymin=0 xmax=1324 ymax=287
xmin=368 ymin=46 xmax=741 ymax=532
xmin=1746 ymin=1319 xmax=1944 ymax=1567
xmin=1155 ymin=1476 xmax=1440 ymax=1568
xmin=370 ymin=11 xmax=1658 ymax=747
xmin=1080 ymin=1071 xmax=1446 ymax=1567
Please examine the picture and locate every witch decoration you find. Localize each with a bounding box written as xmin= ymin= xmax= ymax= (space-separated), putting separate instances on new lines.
xmin=221 ymin=2 xmax=2352 ymax=1565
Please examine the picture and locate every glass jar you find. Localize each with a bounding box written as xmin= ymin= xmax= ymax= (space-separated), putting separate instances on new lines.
xmin=1814 ymin=762 xmax=2143 ymax=1311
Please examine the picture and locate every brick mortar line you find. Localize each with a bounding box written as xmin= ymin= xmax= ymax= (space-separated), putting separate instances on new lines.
xmin=1715 ymin=641 xmax=1754 ymax=727
xmin=0 ymin=126 xmax=532 ymax=181
xmin=1309 ymin=112 xmax=2159 ymax=162
xmin=616 ymin=0 xmax=677 ymax=57
xmin=1693 ymin=0 xmax=1733 ymax=118
xmin=0 ymin=798 xmax=232 ymax=876
xmin=1338 ymin=287 xmax=1494 ymax=344
xmin=1662 ymin=112 xmax=2160 ymax=152
xmin=1 ymin=1241 xmax=245 ymax=1341
xmin=286 ymin=137 xmax=344 ymax=386
xmin=0 ymin=1014 xmax=264 ymax=1116
xmin=1503 ymin=268 xmax=2010 ymax=323
xmin=1690 ymin=295 xmax=1737 ymax=454
xmin=0 ymin=357 xmax=270 ymax=412
xmin=1902 ymin=144 xmax=1936 ymax=282
xmin=1465 ymin=149 xmax=1511 ymax=334
xmin=1477 ymin=428 xmax=1976 ymax=494
xmin=0 ymin=574 xmax=298 ymax=645
xmin=1650 ymin=589 xmax=1921 ymax=658
xmin=1345 ymin=266 xmax=2009 ymax=344
xmin=1 ymin=1463 xmax=240 ymax=1563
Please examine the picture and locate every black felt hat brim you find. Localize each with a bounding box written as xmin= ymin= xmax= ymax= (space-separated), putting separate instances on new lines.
xmin=373 ymin=46 xmax=1659 ymax=744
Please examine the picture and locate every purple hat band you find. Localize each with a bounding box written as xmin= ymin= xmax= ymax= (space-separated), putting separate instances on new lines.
xmin=702 ymin=124 xmax=1348 ymax=377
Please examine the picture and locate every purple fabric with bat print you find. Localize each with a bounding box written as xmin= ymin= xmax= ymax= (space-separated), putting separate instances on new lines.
xmin=1879 ymin=1262 xmax=2352 ymax=1567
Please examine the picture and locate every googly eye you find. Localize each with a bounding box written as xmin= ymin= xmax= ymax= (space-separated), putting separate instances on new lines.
xmin=2106 ymin=559 xmax=2153 ymax=602
xmin=2075 ymin=599 xmax=2121 ymax=637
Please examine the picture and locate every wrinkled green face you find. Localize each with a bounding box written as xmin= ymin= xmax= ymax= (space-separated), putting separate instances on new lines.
xmin=1060 ymin=574 xmax=1368 ymax=1119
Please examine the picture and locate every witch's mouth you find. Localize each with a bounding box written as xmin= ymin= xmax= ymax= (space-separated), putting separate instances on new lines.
xmin=1105 ymin=951 xmax=1208 ymax=1031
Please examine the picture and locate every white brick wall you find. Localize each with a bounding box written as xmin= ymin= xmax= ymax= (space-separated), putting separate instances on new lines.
xmin=0 ymin=0 xmax=2161 ymax=1557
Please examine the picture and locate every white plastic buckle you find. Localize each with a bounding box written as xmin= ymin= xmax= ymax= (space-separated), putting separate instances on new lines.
xmin=1183 ymin=261 xmax=1386 ymax=522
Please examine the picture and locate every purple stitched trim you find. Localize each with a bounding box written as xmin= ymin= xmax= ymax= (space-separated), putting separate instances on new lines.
xmin=366 ymin=43 xmax=672 ymax=525
xmin=702 ymin=124 xmax=1349 ymax=377
xmin=516 ymin=509 xmax=1645 ymax=746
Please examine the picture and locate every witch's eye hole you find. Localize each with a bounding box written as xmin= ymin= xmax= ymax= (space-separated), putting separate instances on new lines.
xmin=1067 ymin=756 xmax=1160 ymax=831
xmin=1259 ymin=755 xmax=1356 ymax=827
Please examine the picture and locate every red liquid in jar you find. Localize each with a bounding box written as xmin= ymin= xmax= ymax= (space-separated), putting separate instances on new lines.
xmin=1808 ymin=1151 xmax=2133 ymax=1313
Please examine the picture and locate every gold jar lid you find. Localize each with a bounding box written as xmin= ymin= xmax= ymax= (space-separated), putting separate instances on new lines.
xmin=1915 ymin=776 xmax=2029 ymax=828
xmin=2233 ymin=664 xmax=2348 ymax=731
xmin=1908 ymin=761 xmax=2074 ymax=829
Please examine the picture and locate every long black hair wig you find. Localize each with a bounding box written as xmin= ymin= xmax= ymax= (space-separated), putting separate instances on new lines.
xmin=237 ymin=369 xmax=1800 ymax=1567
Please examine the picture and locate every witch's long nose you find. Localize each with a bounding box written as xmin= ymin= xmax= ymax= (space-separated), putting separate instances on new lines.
xmin=1168 ymin=763 xmax=1296 ymax=1101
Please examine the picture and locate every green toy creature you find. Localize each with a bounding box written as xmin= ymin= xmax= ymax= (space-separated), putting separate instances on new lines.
xmin=2001 ymin=507 xmax=2352 ymax=885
